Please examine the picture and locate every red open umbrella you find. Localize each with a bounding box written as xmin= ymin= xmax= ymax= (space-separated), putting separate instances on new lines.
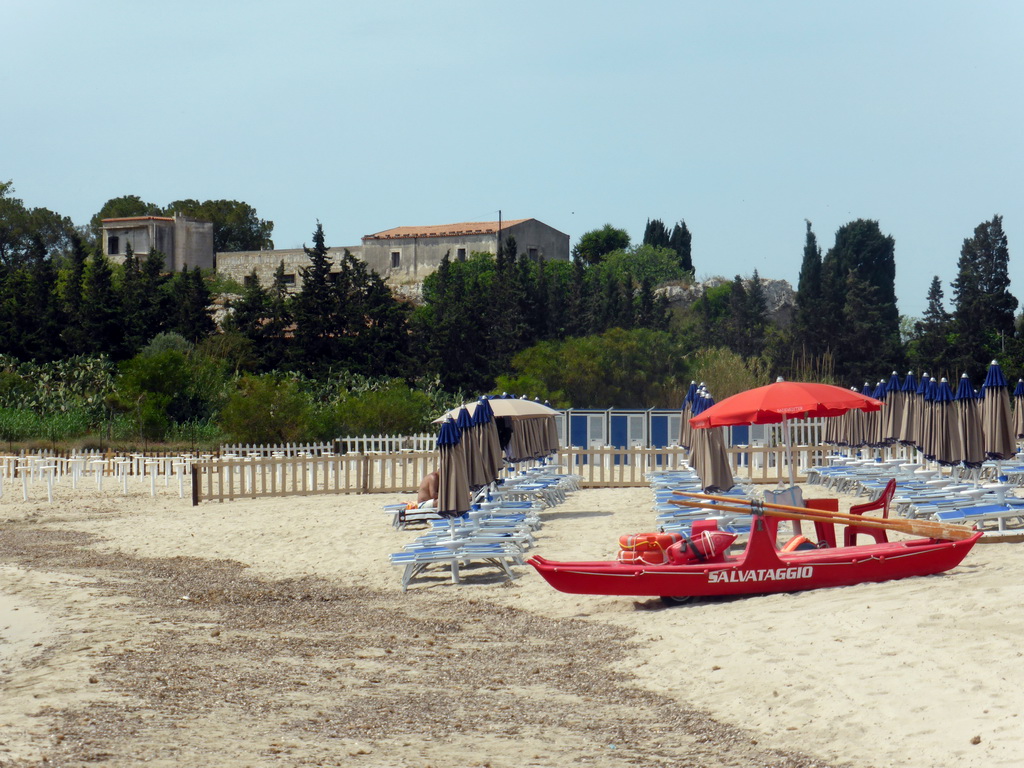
xmin=690 ymin=378 xmax=883 ymax=485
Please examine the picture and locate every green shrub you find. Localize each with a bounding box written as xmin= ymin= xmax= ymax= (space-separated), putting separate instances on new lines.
xmin=218 ymin=375 xmax=313 ymax=443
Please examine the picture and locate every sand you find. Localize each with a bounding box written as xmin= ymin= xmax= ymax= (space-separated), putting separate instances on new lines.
xmin=1 ymin=475 xmax=1022 ymax=767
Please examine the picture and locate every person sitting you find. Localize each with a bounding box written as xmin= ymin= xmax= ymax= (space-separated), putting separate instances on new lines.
xmin=417 ymin=471 xmax=439 ymax=505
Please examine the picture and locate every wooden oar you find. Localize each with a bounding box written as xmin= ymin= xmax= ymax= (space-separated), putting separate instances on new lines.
xmin=671 ymin=492 xmax=976 ymax=542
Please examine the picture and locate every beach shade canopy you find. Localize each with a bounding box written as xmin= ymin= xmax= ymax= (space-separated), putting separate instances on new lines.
xmin=689 ymin=390 xmax=734 ymax=493
xmin=689 ymin=380 xmax=883 ymax=429
xmin=690 ymin=379 xmax=883 ymax=486
xmin=434 ymin=395 xmax=559 ymax=423
xmin=982 ymin=360 xmax=1016 ymax=461
xmin=435 ymin=418 xmax=471 ymax=516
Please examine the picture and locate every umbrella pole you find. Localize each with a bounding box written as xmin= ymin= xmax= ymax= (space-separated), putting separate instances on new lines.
xmin=784 ymin=416 xmax=796 ymax=487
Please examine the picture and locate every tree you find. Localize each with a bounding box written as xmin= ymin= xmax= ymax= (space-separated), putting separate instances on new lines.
xmin=668 ymin=220 xmax=693 ymax=273
xmin=495 ymin=327 xmax=688 ymax=408
xmin=119 ymin=243 xmax=147 ymax=355
xmin=218 ymin=374 xmax=313 ymax=443
xmin=950 ymin=215 xmax=1017 ymax=378
xmin=0 ymin=181 xmax=77 ymax=267
xmin=290 ymin=221 xmax=340 ymax=373
xmin=571 ymin=224 xmax=629 ymax=266
xmin=80 ymin=252 xmax=124 ymax=357
xmin=793 ymin=220 xmax=825 ymax=356
xmin=819 ymin=219 xmax=901 ymax=379
xmin=908 ymin=276 xmax=953 ymax=376
xmin=167 ymin=267 xmax=216 ymax=344
xmin=415 ymin=252 xmax=493 ymax=392
xmin=642 ymin=219 xmax=670 ymax=248
xmin=165 ymin=198 xmax=274 ymax=252
xmin=58 ymin=233 xmax=90 ymax=352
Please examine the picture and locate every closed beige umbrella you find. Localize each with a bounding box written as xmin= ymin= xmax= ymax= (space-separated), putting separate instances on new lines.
xmin=954 ymin=374 xmax=984 ymax=469
xmin=981 ymin=361 xmax=1016 ymax=462
xmin=436 ymin=419 xmax=470 ymax=516
xmin=689 ymin=391 xmax=735 ymax=493
xmin=1013 ymin=380 xmax=1024 ymax=440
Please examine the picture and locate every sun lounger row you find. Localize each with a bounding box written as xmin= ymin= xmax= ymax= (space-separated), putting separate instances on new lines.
xmin=389 ymin=463 xmax=581 ymax=590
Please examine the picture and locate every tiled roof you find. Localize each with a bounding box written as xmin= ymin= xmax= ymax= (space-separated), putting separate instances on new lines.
xmin=363 ymin=219 xmax=530 ymax=240
xmin=101 ymin=216 xmax=175 ymax=223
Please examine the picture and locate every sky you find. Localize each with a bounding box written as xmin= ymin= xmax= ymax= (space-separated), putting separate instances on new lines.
xmin=4 ymin=0 xmax=1024 ymax=318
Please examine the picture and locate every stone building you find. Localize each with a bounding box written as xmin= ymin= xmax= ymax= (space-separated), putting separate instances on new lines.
xmin=216 ymin=217 xmax=570 ymax=292
xmin=359 ymin=218 xmax=570 ymax=281
xmin=216 ymin=246 xmax=363 ymax=292
xmin=101 ymin=213 xmax=214 ymax=272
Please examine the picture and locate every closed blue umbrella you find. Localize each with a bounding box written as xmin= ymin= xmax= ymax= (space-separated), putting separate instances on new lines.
xmin=679 ymin=381 xmax=698 ymax=450
xmin=955 ymin=373 xmax=984 ymax=468
xmin=473 ymin=397 xmax=503 ymax=484
xmin=898 ymin=371 xmax=918 ymax=445
xmin=917 ymin=374 xmax=933 ymax=454
xmin=456 ymin=406 xmax=488 ymax=489
xmin=882 ymin=371 xmax=904 ymax=444
xmin=930 ymin=378 xmax=962 ymax=466
xmin=982 ymin=360 xmax=1016 ymax=461
xmin=436 ymin=417 xmax=470 ymax=516
xmin=868 ymin=380 xmax=888 ymax=447
xmin=689 ymin=390 xmax=735 ymax=493
xmin=1013 ymin=379 xmax=1024 ymax=439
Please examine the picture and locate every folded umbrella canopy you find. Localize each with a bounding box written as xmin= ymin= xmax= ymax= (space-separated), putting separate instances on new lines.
xmin=1014 ymin=379 xmax=1024 ymax=440
xmin=688 ymin=390 xmax=734 ymax=493
xmin=690 ymin=378 xmax=883 ymax=486
xmin=882 ymin=371 xmax=905 ymax=444
xmin=436 ymin=418 xmax=471 ymax=516
xmin=954 ymin=373 xmax=984 ymax=469
xmin=897 ymin=371 xmax=919 ymax=445
xmin=928 ymin=378 xmax=962 ymax=466
xmin=472 ymin=397 xmax=504 ymax=485
xmin=981 ymin=360 xmax=1016 ymax=461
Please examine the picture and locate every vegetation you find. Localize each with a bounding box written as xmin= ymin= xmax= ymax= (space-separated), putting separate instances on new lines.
xmin=2 ymin=177 xmax=1023 ymax=448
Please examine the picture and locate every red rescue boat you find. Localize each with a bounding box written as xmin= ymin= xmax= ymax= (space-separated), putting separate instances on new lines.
xmin=528 ymin=506 xmax=982 ymax=601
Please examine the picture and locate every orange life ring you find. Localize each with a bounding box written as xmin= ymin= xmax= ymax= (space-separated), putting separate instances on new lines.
xmin=782 ymin=535 xmax=811 ymax=552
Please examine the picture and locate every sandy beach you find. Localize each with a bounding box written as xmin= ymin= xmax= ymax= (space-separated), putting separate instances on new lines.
xmin=1 ymin=477 xmax=1022 ymax=768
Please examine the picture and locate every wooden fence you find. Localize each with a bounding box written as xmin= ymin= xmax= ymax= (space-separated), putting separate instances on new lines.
xmin=193 ymin=443 xmax=878 ymax=504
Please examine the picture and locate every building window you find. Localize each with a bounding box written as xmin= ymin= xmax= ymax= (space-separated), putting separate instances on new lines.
xmin=391 ymin=251 xmax=401 ymax=268
xmin=527 ymin=246 xmax=539 ymax=261
xmin=243 ymin=274 xmax=257 ymax=289
xmin=107 ymin=235 xmax=120 ymax=255
xmin=281 ymin=273 xmax=296 ymax=285
xmin=456 ymin=247 xmax=467 ymax=262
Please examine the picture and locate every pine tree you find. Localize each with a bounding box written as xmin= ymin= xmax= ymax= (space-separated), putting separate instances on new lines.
xmin=120 ymin=242 xmax=147 ymax=355
xmin=262 ymin=261 xmax=292 ymax=370
xmin=910 ymin=275 xmax=952 ymax=376
xmin=643 ymin=219 xmax=670 ymax=248
xmin=140 ymin=248 xmax=169 ymax=344
xmin=290 ymin=221 xmax=339 ymax=374
xmin=59 ymin=233 xmax=90 ymax=352
xmin=950 ymin=215 xmax=1017 ymax=378
xmin=793 ymin=220 xmax=824 ymax=356
xmin=80 ymin=252 xmax=123 ymax=357
xmin=820 ymin=219 xmax=902 ymax=378
xmin=669 ymin=220 xmax=693 ymax=273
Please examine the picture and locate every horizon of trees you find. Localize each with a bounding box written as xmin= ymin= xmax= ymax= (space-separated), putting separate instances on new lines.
xmin=2 ymin=177 xmax=1023 ymax=445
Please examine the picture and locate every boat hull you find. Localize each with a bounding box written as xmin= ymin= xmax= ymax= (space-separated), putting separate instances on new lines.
xmin=528 ymin=531 xmax=983 ymax=598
